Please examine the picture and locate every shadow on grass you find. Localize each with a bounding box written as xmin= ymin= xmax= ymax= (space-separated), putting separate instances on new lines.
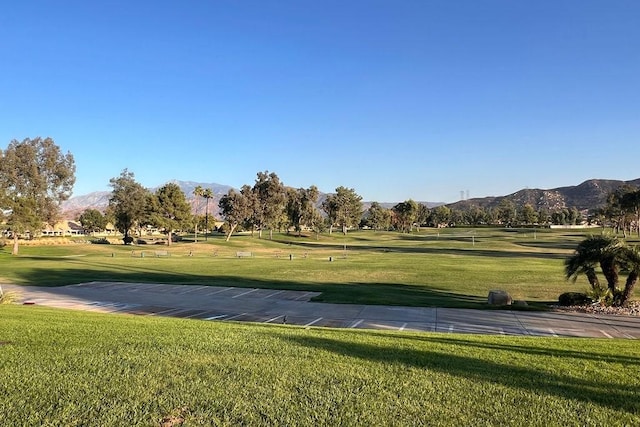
xmin=356 ymin=331 xmax=640 ymax=364
xmin=517 ymin=241 xmax=580 ymax=251
xmin=281 ymin=334 xmax=640 ymax=414
xmin=419 ymin=336 xmax=640 ymax=365
xmin=273 ymin=239 xmax=567 ymax=260
xmin=10 ymin=264 xmax=506 ymax=309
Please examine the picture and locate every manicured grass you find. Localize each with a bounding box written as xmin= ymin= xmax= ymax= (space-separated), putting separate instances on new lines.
xmin=0 ymin=228 xmax=629 ymax=308
xmin=1 ymin=305 xmax=639 ymax=426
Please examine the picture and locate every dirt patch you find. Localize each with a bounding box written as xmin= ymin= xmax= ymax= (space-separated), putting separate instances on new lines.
xmin=160 ymin=406 xmax=189 ymax=427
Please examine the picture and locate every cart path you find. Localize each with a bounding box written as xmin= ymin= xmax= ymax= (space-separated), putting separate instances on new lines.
xmin=3 ymin=282 xmax=639 ymax=338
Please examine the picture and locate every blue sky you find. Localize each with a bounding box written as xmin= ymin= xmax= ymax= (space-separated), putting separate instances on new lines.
xmin=2 ymin=1 xmax=639 ymax=203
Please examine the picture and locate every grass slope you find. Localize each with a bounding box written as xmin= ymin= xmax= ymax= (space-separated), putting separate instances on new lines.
xmin=1 ymin=305 xmax=639 ymax=426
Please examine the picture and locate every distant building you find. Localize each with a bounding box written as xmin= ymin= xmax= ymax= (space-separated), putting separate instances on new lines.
xmin=41 ymin=220 xmax=85 ymax=236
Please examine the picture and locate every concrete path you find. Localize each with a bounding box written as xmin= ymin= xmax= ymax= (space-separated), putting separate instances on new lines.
xmin=3 ymin=282 xmax=639 ymax=339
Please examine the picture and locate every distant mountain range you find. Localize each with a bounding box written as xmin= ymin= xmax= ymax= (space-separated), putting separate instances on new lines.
xmin=448 ymin=178 xmax=640 ymax=212
xmin=61 ymin=178 xmax=640 ymax=219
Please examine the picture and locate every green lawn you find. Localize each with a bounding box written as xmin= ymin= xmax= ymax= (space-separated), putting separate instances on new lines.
xmin=1 ymin=228 xmax=629 ymax=308
xmin=1 ymin=305 xmax=639 ymax=426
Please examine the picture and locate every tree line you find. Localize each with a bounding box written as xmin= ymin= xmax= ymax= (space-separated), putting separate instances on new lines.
xmin=79 ymin=169 xmax=363 ymax=244
xmin=3 ymin=137 xmax=640 ymax=254
xmin=217 ymin=172 xmax=363 ymax=241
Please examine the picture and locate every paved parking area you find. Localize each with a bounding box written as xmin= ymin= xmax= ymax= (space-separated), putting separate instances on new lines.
xmin=3 ymin=282 xmax=640 ymax=338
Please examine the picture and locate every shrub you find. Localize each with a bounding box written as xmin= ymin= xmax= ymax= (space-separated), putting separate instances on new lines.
xmin=558 ymin=292 xmax=591 ymax=306
xmin=586 ymin=286 xmax=614 ymax=306
xmin=123 ymin=236 xmax=134 ymax=245
xmin=90 ymin=238 xmax=111 ymax=245
xmin=0 ymin=289 xmax=19 ymax=304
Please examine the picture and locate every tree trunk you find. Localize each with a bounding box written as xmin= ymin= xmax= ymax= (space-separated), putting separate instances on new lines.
xmin=225 ymin=224 xmax=237 ymax=242
xmin=600 ymin=259 xmax=619 ymax=293
xmin=194 ymin=223 xmax=198 ymax=243
xmin=585 ymin=267 xmax=600 ymax=290
xmin=205 ymin=199 xmax=209 ymax=241
xmin=620 ymin=271 xmax=638 ymax=307
xmin=167 ymin=231 xmax=172 ymax=246
xmin=12 ymin=234 xmax=19 ymax=255
xmin=269 ymin=229 xmax=273 ymax=240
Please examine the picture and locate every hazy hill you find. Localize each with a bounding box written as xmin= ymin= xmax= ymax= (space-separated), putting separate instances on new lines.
xmin=61 ymin=181 xmax=233 ymax=219
xmin=61 ymin=177 xmax=640 ymax=219
xmin=447 ymin=178 xmax=640 ymax=212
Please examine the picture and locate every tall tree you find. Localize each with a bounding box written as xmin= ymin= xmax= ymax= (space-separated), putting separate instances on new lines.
xmin=309 ymin=208 xmax=326 ymax=240
xmin=78 ymin=208 xmax=107 ymax=235
xmin=108 ymin=169 xmax=149 ymax=244
xmin=251 ymin=171 xmax=286 ymax=239
xmin=202 ymin=187 xmax=213 ymax=240
xmin=193 ymin=185 xmax=203 ymax=243
xmin=365 ymin=202 xmax=392 ymax=231
xmin=429 ymin=205 xmax=451 ymax=227
xmin=567 ymin=207 xmax=582 ymax=225
xmin=606 ymin=185 xmax=636 ymax=237
xmin=450 ymin=208 xmax=464 ymax=226
xmin=152 ymin=183 xmax=191 ymax=246
xmin=464 ymin=205 xmax=487 ymax=226
xmin=0 ymin=137 xmax=76 ymax=254
xmin=621 ymin=188 xmax=640 ymax=237
xmin=415 ymin=204 xmax=430 ymax=231
xmin=551 ymin=210 xmax=567 ymax=225
xmin=218 ymin=186 xmax=252 ymax=242
xmin=321 ymin=195 xmax=338 ymax=234
xmin=518 ymin=204 xmax=539 ymax=225
xmin=286 ymin=186 xmax=319 ymax=236
xmin=537 ymin=208 xmax=550 ymax=226
xmin=323 ymin=186 xmax=363 ymax=235
xmin=496 ymin=199 xmax=517 ymax=226
xmin=392 ymin=199 xmax=418 ymax=233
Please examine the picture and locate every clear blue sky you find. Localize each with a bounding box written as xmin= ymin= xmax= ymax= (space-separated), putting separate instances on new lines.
xmin=2 ymin=1 xmax=639 ymax=203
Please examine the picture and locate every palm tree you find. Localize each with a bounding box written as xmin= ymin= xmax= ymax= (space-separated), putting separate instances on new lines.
xmin=193 ymin=186 xmax=203 ymax=243
xmin=565 ymin=254 xmax=601 ymax=291
xmin=596 ymin=236 xmax=625 ymax=294
xmin=620 ymin=246 xmax=640 ymax=307
xmin=202 ymin=188 xmax=213 ymax=240
xmin=565 ymin=235 xmax=619 ymax=291
xmin=565 ymin=235 xmax=638 ymax=306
